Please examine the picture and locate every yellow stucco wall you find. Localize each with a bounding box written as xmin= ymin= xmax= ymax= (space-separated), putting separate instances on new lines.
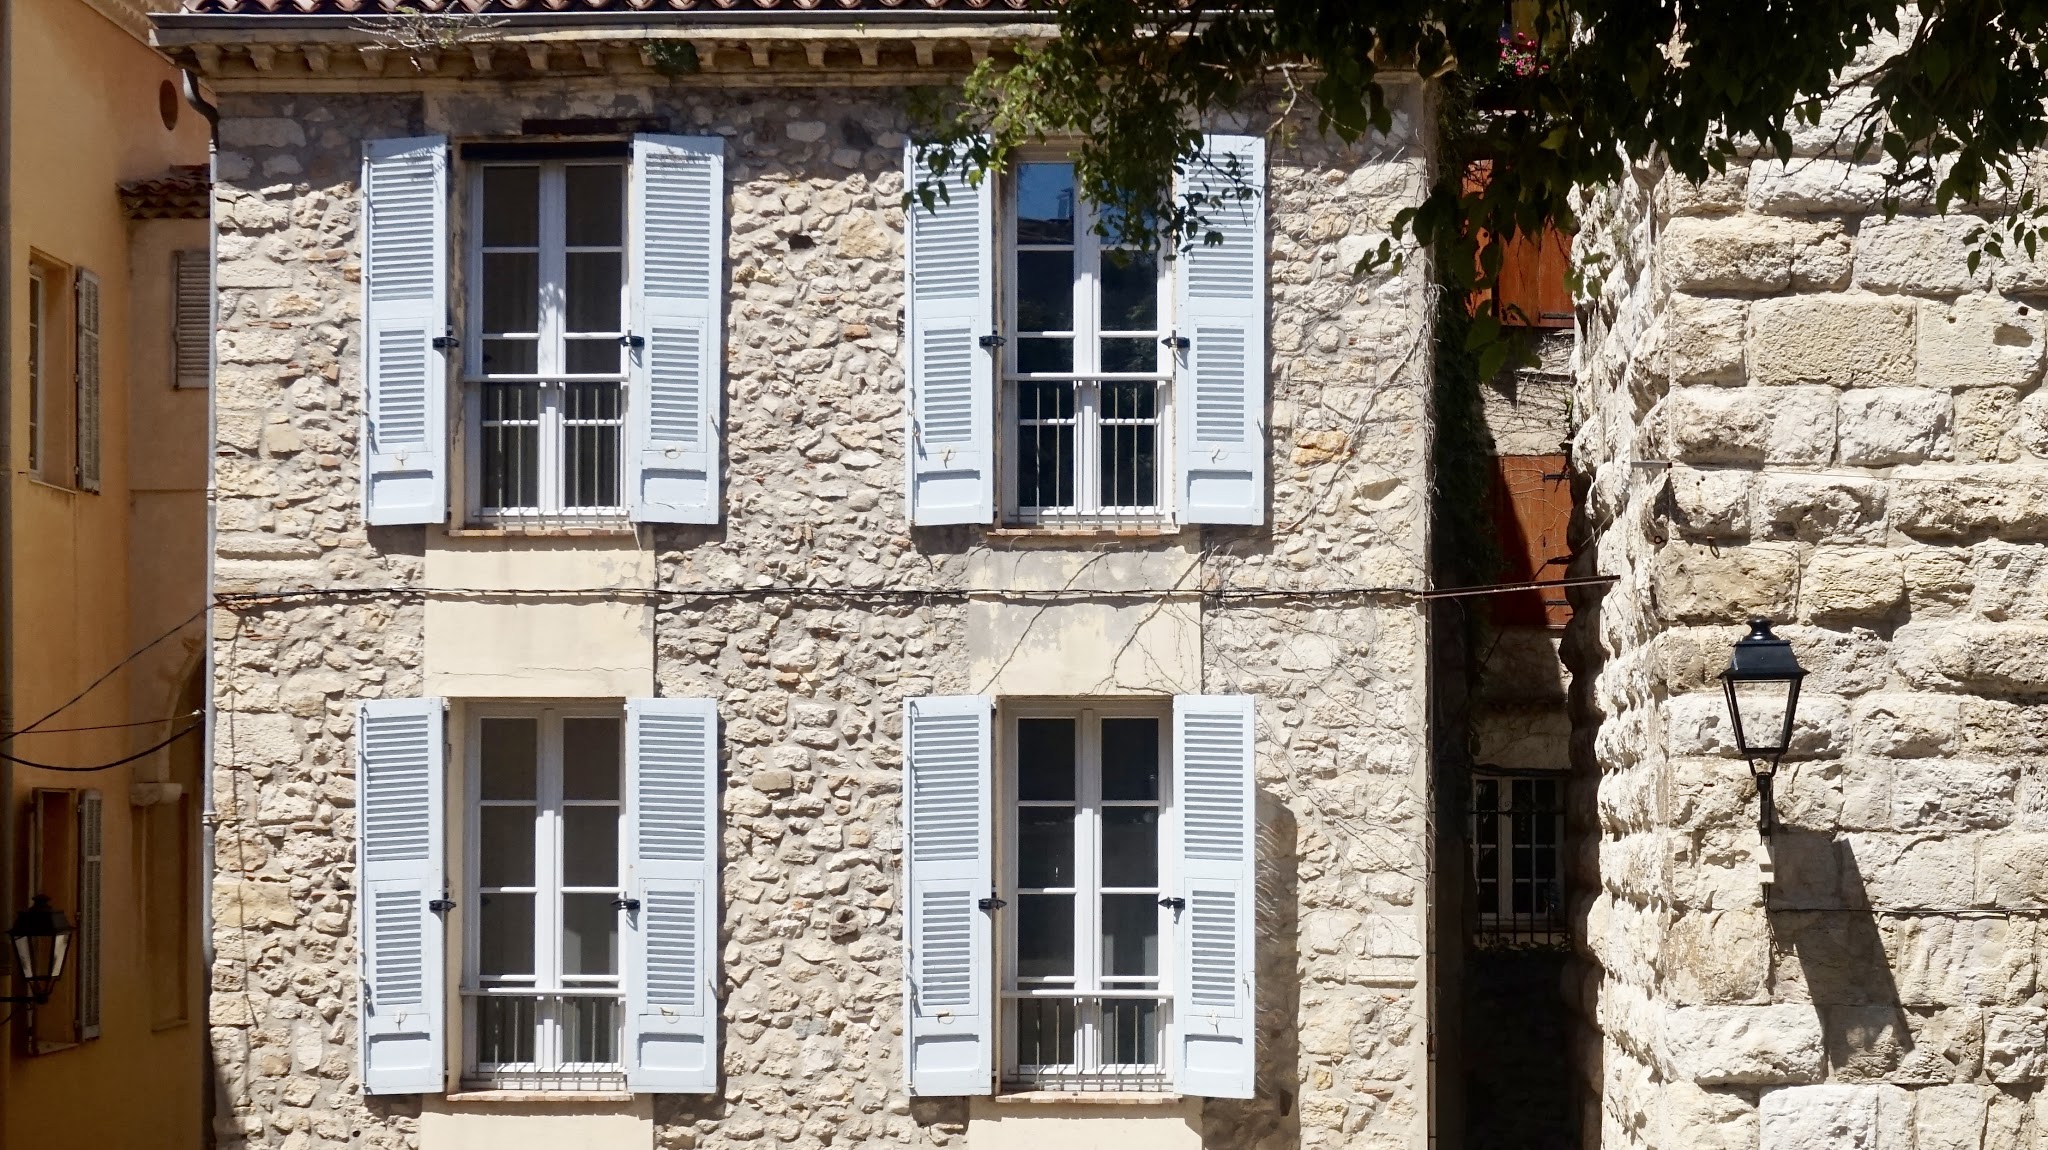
xmin=5 ymin=0 xmax=211 ymax=1146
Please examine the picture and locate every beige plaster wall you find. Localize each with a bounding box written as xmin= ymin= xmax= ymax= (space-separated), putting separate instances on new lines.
xmin=422 ymin=533 xmax=655 ymax=698
xmin=966 ymin=1097 xmax=1204 ymax=1150
xmin=420 ymin=1097 xmax=653 ymax=1150
xmin=966 ymin=546 xmax=1203 ymax=696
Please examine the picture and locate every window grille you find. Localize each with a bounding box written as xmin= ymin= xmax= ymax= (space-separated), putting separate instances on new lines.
xmin=1471 ymin=774 xmax=1568 ymax=951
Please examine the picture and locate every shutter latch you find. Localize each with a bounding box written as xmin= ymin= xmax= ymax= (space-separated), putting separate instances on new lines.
xmin=619 ymin=333 xmax=646 ymax=349
xmin=1161 ymin=333 xmax=1191 ymax=351
xmin=428 ymin=897 xmax=457 ymax=914
xmin=430 ymin=327 xmax=456 ymax=350
xmin=1157 ymin=896 xmax=1186 ymax=916
xmin=977 ymin=892 xmax=1007 ymax=912
xmin=612 ymin=896 xmax=642 ymax=912
xmin=978 ymin=334 xmax=1006 ymax=350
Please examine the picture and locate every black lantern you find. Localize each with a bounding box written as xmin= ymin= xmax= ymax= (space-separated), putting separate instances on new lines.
xmin=5 ymin=896 xmax=72 ymax=1004
xmin=1720 ymin=618 xmax=1807 ymax=834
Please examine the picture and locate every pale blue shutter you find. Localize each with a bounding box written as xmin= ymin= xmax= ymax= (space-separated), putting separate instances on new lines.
xmin=1171 ymin=694 xmax=1256 ymax=1098
xmin=630 ymin=136 xmax=725 ymax=524
xmin=904 ymin=142 xmax=995 ymax=525
xmin=1175 ymin=135 xmax=1267 ymax=525
xmin=357 ymin=697 xmax=447 ymax=1094
xmin=361 ymin=136 xmax=449 ymax=526
xmin=624 ymin=697 xmax=720 ymax=1092
xmin=902 ymin=694 xmax=993 ymax=1095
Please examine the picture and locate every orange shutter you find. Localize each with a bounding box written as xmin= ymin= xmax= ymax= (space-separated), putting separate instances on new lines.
xmin=1490 ymin=455 xmax=1574 ymax=628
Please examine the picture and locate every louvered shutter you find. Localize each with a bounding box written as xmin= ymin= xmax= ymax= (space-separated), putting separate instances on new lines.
xmin=1171 ymin=694 xmax=1257 ymax=1098
xmin=74 ymin=269 xmax=101 ymax=493
xmin=630 ymin=136 xmax=725 ymax=525
xmin=357 ymin=697 xmax=447 ymax=1095
xmin=75 ymin=789 xmax=103 ymax=1039
xmin=904 ymin=141 xmax=995 ymax=526
xmin=361 ymin=136 xmax=449 ymax=526
xmin=173 ymin=249 xmax=211 ymax=389
xmin=902 ymin=694 xmax=993 ymax=1095
xmin=1175 ymin=135 xmax=1267 ymax=525
xmin=624 ymin=697 xmax=720 ymax=1092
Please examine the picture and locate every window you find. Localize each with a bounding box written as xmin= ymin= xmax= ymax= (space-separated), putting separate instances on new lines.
xmin=27 ymin=263 xmax=79 ymax=486
xmin=466 ymin=161 xmax=628 ymax=521
xmin=466 ymin=706 xmax=626 ymax=1089
xmin=26 ymin=788 xmax=101 ymax=1051
xmin=1002 ymin=706 xmax=1170 ymax=1091
xmin=1003 ymin=161 xmax=1173 ymax=525
xmin=1470 ymin=774 xmax=1567 ymax=949
xmin=173 ymin=249 xmax=211 ymax=390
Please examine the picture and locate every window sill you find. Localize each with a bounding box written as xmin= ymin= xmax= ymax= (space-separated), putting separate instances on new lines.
xmin=445 ymin=1090 xmax=635 ymax=1103
xmin=991 ymin=1091 xmax=1186 ymax=1106
xmin=446 ymin=523 xmax=640 ymax=539
xmin=987 ymin=524 xmax=1182 ymax=539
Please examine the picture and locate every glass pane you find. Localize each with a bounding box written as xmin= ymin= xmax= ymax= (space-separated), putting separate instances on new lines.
xmin=474 ymin=994 xmax=536 ymax=1065
xmin=562 ymin=893 xmax=618 ymax=976
xmin=564 ymin=165 xmax=624 ymax=247
xmin=478 ymin=892 xmax=535 ymax=977
xmin=482 ymin=338 xmax=538 ymax=376
xmin=565 ymin=252 xmax=623 ymax=332
xmin=1016 ymin=250 xmax=1074 ymax=332
xmin=482 ymin=252 xmax=539 ymax=334
xmin=1730 ymin=681 xmax=1794 ymax=754
xmin=561 ymin=384 xmax=622 ymax=510
xmin=1100 ymin=893 xmax=1158 ymax=978
xmin=1100 ymin=337 xmax=1158 ymax=374
xmin=1017 ymin=719 xmax=1076 ymax=801
xmin=1100 ymin=249 xmax=1159 ymax=331
xmin=482 ymin=167 xmax=539 ymax=247
xmin=1016 ymin=337 xmax=1073 ymax=375
xmin=563 ymin=718 xmax=622 ymax=800
xmin=480 ymin=718 xmax=538 ymax=800
xmin=479 ymin=805 xmax=535 ymax=887
xmin=1100 ymin=807 xmax=1158 ymax=887
xmin=559 ymin=995 xmax=618 ymax=1065
xmin=1099 ymin=718 xmax=1159 ymax=800
xmin=1100 ymin=998 xmax=1159 ymax=1066
xmin=1017 ymin=808 xmax=1075 ymax=889
xmin=1014 ymin=997 xmax=1079 ymax=1067
xmin=481 ymin=393 xmax=541 ymax=510
xmin=1016 ymin=893 xmax=1074 ymax=979
xmin=562 ymin=806 xmax=618 ymax=887
xmin=1015 ymin=163 xmax=1076 ymax=244
xmin=565 ymin=339 xmax=620 ymax=375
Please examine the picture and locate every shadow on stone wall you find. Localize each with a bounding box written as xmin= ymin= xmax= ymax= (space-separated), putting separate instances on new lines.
xmin=1203 ymin=794 xmax=1299 ymax=1150
xmin=1767 ymin=828 xmax=1911 ymax=1079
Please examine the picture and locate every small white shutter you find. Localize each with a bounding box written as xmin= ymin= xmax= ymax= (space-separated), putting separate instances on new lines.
xmin=75 ymin=789 xmax=103 ymax=1039
xmin=630 ymin=135 xmax=725 ymax=525
xmin=1171 ymin=694 xmax=1257 ymax=1098
xmin=357 ymin=697 xmax=447 ymax=1095
xmin=74 ymin=269 xmax=101 ymax=493
xmin=1175 ymin=135 xmax=1267 ymax=525
xmin=361 ymin=136 xmax=449 ymax=527
xmin=624 ymin=697 xmax=720 ymax=1092
xmin=173 ymin=249 xmax=212 ymax=390
xmin=902 ymin=694 xmax=994 ymax=1095
xmin=904 ymin=141 xmax=995 ymax=526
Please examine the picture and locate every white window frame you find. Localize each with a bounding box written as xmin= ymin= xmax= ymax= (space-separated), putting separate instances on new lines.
xmin=462 ymin=159 xmax=630 ymax=524
xmin=999 ymin=153 xmax=1176 ymax=528
xmin=27 ymin=266 xmax=45 ymax=479
xmin=998 ymin=701 xmax=1174 ymax=1092
xmin=462 ymin=702 xmax=627 ymax=1089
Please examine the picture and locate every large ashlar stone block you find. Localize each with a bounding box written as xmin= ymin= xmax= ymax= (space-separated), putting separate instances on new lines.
xmin=1887 ymin=915 xmax=2033 ymax=1009
xmin=1837 ymin=388 xmax=1953 ymax=465
xmin=1917 ymin=294 xmax=2046 ymax=390
xmin=1665 ymin=216 xmax=1798 ymax=291
xmin=1851 ymin=694 xmax=1961 ymax=758
xmin=1892 ymin=758 xmax=2017 ymax=831
xmin=1661 ymin=166 xmax=1751 ymax=217
xmin=1801 ymin=550 xmax=1906 ymax=624
xmin=1954 ymin=388 xmax=2023 ymax=463
xmin=1816 ymin=1004 xmax=1982 ymax=1085
xmin=1752 ymin=295 xmax=1917 ymax=387
xmin=1969 ymin=540 xmax=2048 ymax=621
xmin=1667 ymin=466 xmax=1753 ymax=537
xmin=1758 ymin=1084 xmax=1910 ymax=1150
xmin=1891 ymin=468 xmax=2048 ymax=539
xmin=1660 ymin=908 xmax=1770 ymax=1004
xmin=1914 ymin=1084 xmax=1994 ymax=1150
xmin=1666 ymin=691 xmax=1848 ymax=760
xmin=1667 ymin=385 xmax=1837 ymax=464
xmin=1896 ymin=620 xmax=2048 ymax=693
xmin=1978 ymin=834 xmax=2048 ymax=906
xmin=1658 ymin=1082 xmax=1758 ymax=1149
xmin=1846 ymin=831 xmax=1977 ymax=909
xmin=1856 ymin=215 xmax=1992 ymax=296
xmin=1653 ymin=541 xmax=1801 ymax=624
xmin=1747 ymin=159 xmax=1887 ymax=214
xmin=1901 ymin=546 xmax=1975 ymax=618
xmin=1665 ymin=1004 xmax=1826 ymax=1084
xmin=1984 ymin=1008 xmax=2048 ymax=1083
xmin=1755 ymin=475 xmax=1888 ymax=543
xmin=1661 ymin=294 xmax=1750 ymax=384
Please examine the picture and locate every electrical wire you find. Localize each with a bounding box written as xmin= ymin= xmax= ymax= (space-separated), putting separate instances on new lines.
xmin=0 ymin=723 xmax=201 ymax=773
xmin=4 ymin=711 xmax=202 ymax=736
xmin=5 ymin=602 xmax=209 ymax=742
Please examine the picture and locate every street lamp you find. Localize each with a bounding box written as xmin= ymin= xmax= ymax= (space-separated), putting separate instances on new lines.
xmin=1720 ymin=618 xmax=1807 ymax=835
xmin=5 ymin=896 xmax=72 ymax=1004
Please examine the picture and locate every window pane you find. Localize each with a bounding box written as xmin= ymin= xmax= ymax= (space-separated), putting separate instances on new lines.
xmin=480 ymin=384 xmax=541 ymax=510
xmin=564 ymin=165 xmax=624 ymax=248
xmin=1100 ymin=998 xmax=1159 ymax=1066
xmin=1016 ymin=163 xmax=1075 ymax=244
xmin=559 ymin=995 xmax=618 ymax=1065
xmin=565 ymin=252 xmax=623 ymax=333
xmin=1100 ymin=249 xmax=1159 ymax=331
xmin=1100 ymin=807 xmax=1158 ymax=887
xmin=1100 ymin=425 xmax=1157 ymax=508
xmin=561 ymin=893 xmax=617 ymax=976
xmin=482 ymin=339 xmax=538 ymax=376
xmin=479 ymin=806 xmax=535 ymax=887
xmin=562 ymin=806 xmax=618 ymax=888
xmin=482 ymin=167 xmax=539 ymax=247
xmin=1014 ymin=997 xmax=1079 ymax=1067
xmin=480 ymin=718 xmax=538 ymax=800
xmin=1017 ymin=808 xmax=1074 ymax=889
xmin=1100 ymin=893 xmax=1158 ymax=978
xmin=1016 ymin=250 xmax=1074 ymax=333
xmin=1016 ymin=337 xmax=1073 ymax=375
xmin=1015 ymin=382 xmax=1076 ymax=511
xmin=561 ymin=383 xmax=622 ymax=510
xmin=1016 ymin=893 xmax=1074 ymax=979
xmin=564 ymin=339 xmax=620 ymax=375
xmin=482 ymin=252 xmax=539 ymax=334
xmin=474 ymin=994 xmax=536 ymax=1065
xmin=478 ymin=892 xmax=535 ymax=978
xmin=563 ymin=718 xmax=622 ymax=800
xmin=1017 ymin=719 xmax=1076 ymax=801
xmin=1099 ymin=718 xmax=1159 ymax=800
xmin=1100 ymin=337 xmax=1158 ymax=374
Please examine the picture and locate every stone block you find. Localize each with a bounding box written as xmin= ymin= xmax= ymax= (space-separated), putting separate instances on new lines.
xmin=1954 ymin=388 xmax=2023 ymax=463
xmin=1969 ymin=541 xmax=2048 ymax=621
xmin=1984 ymin=1008 xmax=2048 ymax=1082
xmin=1892 ymin=758 xmax=2017 ymax=830
xmin=1667 ymin=466 xmax=1753 ymax=537
xmin=1667 ymin=386 xmax=1837 ymax=465
xmin=1662 ymin=166 xmax=1751 ymax=217
xmin=1846 ymin=831 xmax=1977 ymax=909
xmin=1771 ymin=912 xmax=1892 ymax=1005
xmin=1978 ymin=834 xmax=2048 ymax=906
xmin=1901 ymin=547 xmax=1975 ymax=618
xmin=1667 ymin=1005 xmax=1826 ymax=1084
xmin=1889 ymin=915 xmax=2031 ymax=1008
xmin=1662 ymin=295 xmax=1750 ymax=384
xmin=1896 ymin=621 xmax=2048 ymax=693
xmin=212 ymin=880 xmax=297 ymax=928
xmin=1658 ymin=1082 xmax=1758 ymax=1149
xmin=1852 ymin=694 xmax=1961 ymax=758
xmin=1755 ymin=475 xmax=1887 ymax=543
xmin=1914 ymin=1084 xmax=1992 ymax=1150
xmin=1837 ymin=388 xmax=1952 ymax=465
xmin=1757 ymin=1084 xmax=1910 ymax=1150
xmin=1652 ymin=541 xmax=1801 ymax=624
xmin=1856 ymin=215 xmax=1990 ymax=296
xmin=1801 ymin=550 xmax=1905 ymax=624
xmin=1891 ymin=469 xmax=2048 ymax=539
xmin=1918 ymin=295 xmax=2046 ymax=390
xmin=1660 ymin=909 xmax=1770 ymax=1004
xmin=1665 ymin=216 xmax=1797 ymax=291
xmin=1747 ymin=159 xmax=1887 ymax=214
xmin=1794 ymin=225 xmax=1855 ymax=291
xmin=1751 ymin=295 xmax=1916 ymax=387
xmin=1778 ymin=625 xmax=1893 ymax=696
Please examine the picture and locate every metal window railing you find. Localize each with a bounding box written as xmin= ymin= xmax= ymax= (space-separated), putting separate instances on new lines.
xmin=1007 ymin=378 xmax=1170 ymax=528
xmin=1003 ymin=992 xmax=1169 ymax=1092
xmin=1472 ymin=774 xmax=1570 ymax=951
xmin=464 ymin=989 xmax=626 ymax=1091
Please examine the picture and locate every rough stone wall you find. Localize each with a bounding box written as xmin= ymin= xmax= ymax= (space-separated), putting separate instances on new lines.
xmin=1568 ymin=56 xmax=2048 ymax=1150
xmin=203 ymin=74 xmax=1437 ymax=1150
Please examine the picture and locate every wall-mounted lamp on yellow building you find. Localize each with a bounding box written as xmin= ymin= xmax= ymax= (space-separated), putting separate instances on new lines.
xmin=4 ymin=896 xmax=73 ymax=1004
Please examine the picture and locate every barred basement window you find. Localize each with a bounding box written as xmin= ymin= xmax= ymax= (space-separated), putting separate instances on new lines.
xmin=1471 ymin=774 xmax=1568 ymax=950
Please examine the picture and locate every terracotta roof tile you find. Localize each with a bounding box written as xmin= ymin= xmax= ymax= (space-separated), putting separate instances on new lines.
xmin=120 ymin=166 xmax=211 ymax=220
xmin=180 ymin=0 xmax=1039 ymax=12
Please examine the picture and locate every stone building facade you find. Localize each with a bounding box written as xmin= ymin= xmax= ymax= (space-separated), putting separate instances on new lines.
xmin=154 ymin=9 xmax=1438 ymax=1150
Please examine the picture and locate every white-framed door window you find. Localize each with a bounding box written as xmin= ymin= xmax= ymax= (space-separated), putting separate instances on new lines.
xmin=465 ymin=704 xmax=627 ymax=1088
xmin=1000 ymin=703 xmax=1172 ymax=1091
xmin=465 ymin=160 xmax=629 ymax=521
xmin=1001 ymin=158 xmax=1175 ymax=527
